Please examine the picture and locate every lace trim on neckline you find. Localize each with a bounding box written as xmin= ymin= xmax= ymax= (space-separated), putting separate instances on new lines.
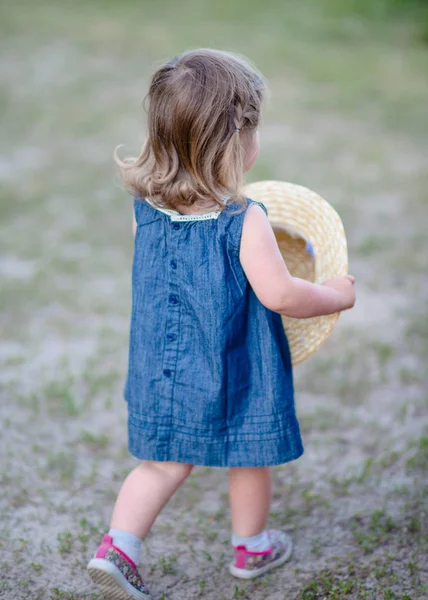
xmin=145 ymin=199 xmax=223 ymax=222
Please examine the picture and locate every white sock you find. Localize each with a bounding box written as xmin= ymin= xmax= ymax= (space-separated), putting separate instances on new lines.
xmin=231 ymin=529 xmax=271 ymax=552
xmin=108 ymin=529 xmax=142 ymax=565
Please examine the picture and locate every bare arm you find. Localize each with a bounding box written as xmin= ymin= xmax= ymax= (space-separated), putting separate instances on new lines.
xmin=132 ymin=213 xmax=137 ymax=237
xmin=240 ymin=205 xmax=355 ymax=318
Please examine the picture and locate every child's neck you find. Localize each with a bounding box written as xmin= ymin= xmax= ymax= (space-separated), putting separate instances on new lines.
xmin=174 ymin=200 xmax=221 ymax=215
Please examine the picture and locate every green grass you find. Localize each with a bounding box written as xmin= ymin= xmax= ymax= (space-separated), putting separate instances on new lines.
xmin=1 ymin=1 xmax=428 ymax=599
xmin=57 ymin=531 xmax=74 ymax=555
xmin=46 ymin=451 xmax=77 ymax=483
xmin=298 ymin=558 xmax=423 ymax=600
xmin=350 ymin=510 xmax=398 ymax=554
xmin=80 ymin=430 xmax=110 ymax=449
xmin=406 ymin=431 xmax=428 ymax=471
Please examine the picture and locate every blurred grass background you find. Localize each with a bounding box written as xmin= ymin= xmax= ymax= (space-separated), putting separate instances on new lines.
xmin=1 ymin=1 xmax=428 ymax=599
xmin=1 ymin=0 xmax=427 ymax=320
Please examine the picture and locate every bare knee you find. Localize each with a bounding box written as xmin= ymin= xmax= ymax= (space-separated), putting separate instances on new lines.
xmin=145 ymin=460 xmax=194 ymax=484
xmin=229 ymin=466 xmax=271 ymax=476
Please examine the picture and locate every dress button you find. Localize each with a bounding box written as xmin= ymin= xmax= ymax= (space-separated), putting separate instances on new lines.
xmin=172 ymin=223 xmax=181 ymax=230
xmin=169 ymin=294 xmax=179 ymax=305
xmin=170 ymin=259 xmax=177 ymax=270
xmin=166 ymin=333 xmax=177 ymax=342
xmin=163 ymin=369 xmax=172 ymax=378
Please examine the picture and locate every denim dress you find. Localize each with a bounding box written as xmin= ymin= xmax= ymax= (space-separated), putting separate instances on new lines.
xmin=125 ymin=198 xmax=303 ymax=468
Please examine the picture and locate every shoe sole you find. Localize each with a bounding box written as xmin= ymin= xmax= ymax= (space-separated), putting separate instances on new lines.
xmin=229 ymin=537 xmax=293 ymax=580
xmin=87 ymin=559 xmax=152 ymax=600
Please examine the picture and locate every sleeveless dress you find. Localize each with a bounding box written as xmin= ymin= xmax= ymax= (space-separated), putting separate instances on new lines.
xmin=125 ymin=198 xmax=303 ymax=468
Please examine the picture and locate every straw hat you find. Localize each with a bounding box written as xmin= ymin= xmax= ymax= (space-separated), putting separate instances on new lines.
xmin=243 ymin=180 xmax=348 ymax=365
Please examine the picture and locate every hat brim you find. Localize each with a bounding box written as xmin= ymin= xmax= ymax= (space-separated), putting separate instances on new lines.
xmin=243 ymin=180 xmax=348 ymax=365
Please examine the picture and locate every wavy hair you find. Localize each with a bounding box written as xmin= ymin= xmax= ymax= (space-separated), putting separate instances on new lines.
xmin=115 ymin=49 xmax=266 ymax=210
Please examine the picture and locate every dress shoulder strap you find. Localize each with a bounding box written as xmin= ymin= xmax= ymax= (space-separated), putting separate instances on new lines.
xmin=133 ymin=198 xmax=163 ymax=226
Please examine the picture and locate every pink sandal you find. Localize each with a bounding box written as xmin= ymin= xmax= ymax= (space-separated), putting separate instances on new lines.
xmin=229 ymin=529 xmax=293 ymax=579
xmin=87 ymin=535 xmax=152 ymax=599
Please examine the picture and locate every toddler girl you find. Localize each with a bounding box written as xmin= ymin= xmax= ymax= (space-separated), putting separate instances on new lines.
xmin=87 ymin=49 xmax=355 ymax=599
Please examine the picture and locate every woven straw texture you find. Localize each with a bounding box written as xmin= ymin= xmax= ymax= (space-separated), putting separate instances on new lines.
xmin=244 ymin=180 xmax=348 ymax=365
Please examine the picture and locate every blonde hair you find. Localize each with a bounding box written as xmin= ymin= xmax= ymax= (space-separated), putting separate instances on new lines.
xmin=115 ymin=49 xmax=266 ymax=211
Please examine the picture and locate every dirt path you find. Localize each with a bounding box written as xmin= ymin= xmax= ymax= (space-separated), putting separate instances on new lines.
xmin=1 ymin=2 xmax=427 ymax=599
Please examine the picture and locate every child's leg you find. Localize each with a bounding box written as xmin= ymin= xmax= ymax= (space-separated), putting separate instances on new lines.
xmin=229 ymin=467 xmax=272 ymax=536
xmin=110 ymin=460 xmax=193 ymax=538
xmin=88 ymin=461 xmax=193 ymax=598
xmin=228 ymin=467 xmax=292 ymax=580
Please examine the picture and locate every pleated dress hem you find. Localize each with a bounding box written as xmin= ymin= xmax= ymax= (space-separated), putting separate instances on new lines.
xmin=128 ymin=415 xmax=304 ymax=468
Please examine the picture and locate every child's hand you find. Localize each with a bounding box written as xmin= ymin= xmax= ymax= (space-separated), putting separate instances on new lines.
xmin=323 ymin=275 xmax=356 ymax=311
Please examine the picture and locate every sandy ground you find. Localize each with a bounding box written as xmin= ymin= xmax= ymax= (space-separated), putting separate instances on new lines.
xmin=1 ymin=3 xmax=428 ymax=599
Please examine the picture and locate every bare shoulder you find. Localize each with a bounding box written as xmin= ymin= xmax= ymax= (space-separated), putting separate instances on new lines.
xmin=240 ymin=203 xmax=278 ymax=254
xmin=242 ymin=202 xmax=268 ymax=231
xmin=240 ymin=202 xmax=292 ymax=311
